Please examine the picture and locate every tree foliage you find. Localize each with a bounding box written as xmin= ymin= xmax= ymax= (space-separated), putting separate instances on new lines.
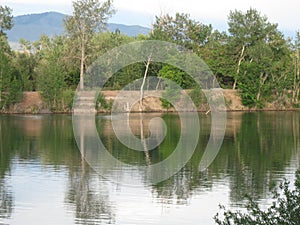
xmin=64 ymin=0 xmax=115 ymax=89
xmin=36 ymin=37 xmax=70 ymax=111
xmin=0 ymin=5 xmax=13 ymax=35
xmin=214 ymin=169 xmax=300 ymax=225
xmin=0 ymin=3 xmax=299 ymax=111
xmin=158 ymin=64 xmax=194 ymax=89
xmin=226 ymin=8 xmax=292 ymax=107
xmin=0 ymin=45 xmax=22 ymax=109
xmin=151 ymin=12 xmax=212 ymax=50
xmin=0 ymin=5 xmax=22 ymax=110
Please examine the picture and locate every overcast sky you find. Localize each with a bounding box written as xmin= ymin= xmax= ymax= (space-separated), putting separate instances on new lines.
xmin=2 ymin=0 xmax=300 ymax=36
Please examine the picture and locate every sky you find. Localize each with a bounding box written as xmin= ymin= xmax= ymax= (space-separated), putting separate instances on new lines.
xmin=2 ymin=0 xmax=300 ymax=36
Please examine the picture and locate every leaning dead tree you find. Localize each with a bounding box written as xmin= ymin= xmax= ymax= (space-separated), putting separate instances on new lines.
xmin=139 ymin=54 xmax=152 ymax=111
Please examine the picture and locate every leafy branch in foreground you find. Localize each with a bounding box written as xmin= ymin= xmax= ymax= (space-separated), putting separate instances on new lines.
xmin=214 ymin=169 xmax=300 ymax=225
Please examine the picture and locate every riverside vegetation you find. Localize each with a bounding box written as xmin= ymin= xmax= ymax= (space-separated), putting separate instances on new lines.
xmin=0 ymin=0 xmax=299 ymax=112
xmin=0 ymin=1 xmax=300 ymax=224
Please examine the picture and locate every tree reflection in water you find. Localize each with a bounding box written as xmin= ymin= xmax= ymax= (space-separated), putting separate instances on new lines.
xmin=0 ymin=180 xmax=13 ymax=220
xmin=150 ymin=112 xmax=300 ymax=206
xmin=0 ymin=115 xmax=116 ymax=224
xmin=0 ymin=112 xmax=299 ymax=223
xmin=64 ymin=164 xmax=115 ymax=225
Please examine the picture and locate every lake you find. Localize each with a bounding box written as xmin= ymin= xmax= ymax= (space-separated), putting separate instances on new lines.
xmin=0 ymin=112 xmax=299 ymax=225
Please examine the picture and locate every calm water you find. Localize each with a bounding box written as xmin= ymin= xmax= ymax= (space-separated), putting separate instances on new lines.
xmin=0 ymin=112 xmax=299 ymax=225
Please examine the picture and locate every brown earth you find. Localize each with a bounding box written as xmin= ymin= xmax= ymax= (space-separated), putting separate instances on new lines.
xmin=222 ymin=89 xmax=245 ymax=111
xmin=6 ymin=92 xmax=50 ymax=114
xmin=102 ymin=89 xmax=245 ymax=112
xmin=2 ymin=90 xmax=298 ymax=114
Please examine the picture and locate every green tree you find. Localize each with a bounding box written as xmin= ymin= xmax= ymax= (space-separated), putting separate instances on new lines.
xmin=0 ymin=6 xmax=22 ymax=109
xmin=0 ymin=5 xmax=13 ymax=35
xmin=291 ymin=32 xmax=300 ymax=105
xmin=14 ymin=50 xmax=37 ymax=91
xmin=227 ymin=8 xmax=290 ymax=107
xmin=64 ymin=0 xmax=115 ymax=90
xmin=151 ymin=13 xmax=215 ymax=90
xmin=0 ymin=45 xmax=22 ymax=109
xmin=200 ymin=30 xmax=236 ymax=88
xmin=158 ymin=64 xmax=194 ymax=89
xmin=227 ymin=8 xmax=278 ymax=90
xmin=151 ymin=13 xmax=212 ymax=51
xmin=36 ymin=37 xmax=69 ymax=111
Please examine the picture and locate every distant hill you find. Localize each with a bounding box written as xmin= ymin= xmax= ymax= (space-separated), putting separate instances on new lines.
xmin=6 ymin=12 xmax=151 ymax=43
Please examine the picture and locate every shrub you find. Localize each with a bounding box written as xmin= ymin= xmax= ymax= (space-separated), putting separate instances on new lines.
xmin=161 ymin=81 xmax=181 ymax=110
xmin=96 ymin=92 xmax=112 ymax=111
xmin=214 ymin=169 xmax=300 ymax=225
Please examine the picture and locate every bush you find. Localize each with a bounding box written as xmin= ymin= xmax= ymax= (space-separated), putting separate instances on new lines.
xmin=161 ymin=81 xmax=181 ymax=110
xmin=189 ymin=86 xmax=203 ymax=108
xmin=214 ymin=169 xmax=300 ymax=225
xmin=62 ymin=89 xmax=75 ymax=111
xmin=96 ymin=92 xmax=112 ymax=111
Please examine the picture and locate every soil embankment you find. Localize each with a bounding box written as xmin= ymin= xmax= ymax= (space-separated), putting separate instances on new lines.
xmin=2 ymin=90 xmax=298 ymax=114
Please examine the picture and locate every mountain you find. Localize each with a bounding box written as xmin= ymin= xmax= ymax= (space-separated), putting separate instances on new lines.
xmin=6 ymin=12 xmax=151 ymax=43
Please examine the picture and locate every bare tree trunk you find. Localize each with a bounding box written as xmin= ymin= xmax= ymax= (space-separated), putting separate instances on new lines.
xmin=292 ymin=49 xmax=299 ymax=103
xmin=139 ymin=55 xmax=151 ymax=111
xmin=233 ymin=45 xmax=245 ymax=90
xmin=80 ymin=43 xmax=85 ymax=90
xmin=257 ymin=72 xmax=268 ymax=102
xmin=79 ymin=30 xmax=86 ymax=90
xmin=155 ymin=78 xmax=161 ymax=90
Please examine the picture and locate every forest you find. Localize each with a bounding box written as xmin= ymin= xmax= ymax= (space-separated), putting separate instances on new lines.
xmin=0 ymin=0 xmax=299 ymax=112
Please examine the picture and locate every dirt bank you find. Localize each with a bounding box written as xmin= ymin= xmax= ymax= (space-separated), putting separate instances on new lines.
xmin=4 ymin=92 xmax=50 ymax=114
xmin=1 ymin=90 xmax=298 ymax=114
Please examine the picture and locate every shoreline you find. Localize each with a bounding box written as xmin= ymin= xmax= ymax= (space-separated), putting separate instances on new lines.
xmin=2 ymin=108 xmax=300 ymax=115
xmin=1 ymin=91 xmax=299 ymax=114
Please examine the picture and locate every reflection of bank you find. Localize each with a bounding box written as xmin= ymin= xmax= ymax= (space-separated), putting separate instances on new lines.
xmin=72 ymin=112 xmax=167 ymax=185
xmin=73 ymin=106 xmax=201 ymax=186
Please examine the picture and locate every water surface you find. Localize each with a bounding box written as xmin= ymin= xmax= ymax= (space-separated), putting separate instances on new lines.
xmin=0 ymin=112 xmax=299 ymax=224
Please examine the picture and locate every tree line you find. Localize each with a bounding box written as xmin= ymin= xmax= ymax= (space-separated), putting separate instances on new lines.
xmin=0 ymin=0 xmax=299 ymax=111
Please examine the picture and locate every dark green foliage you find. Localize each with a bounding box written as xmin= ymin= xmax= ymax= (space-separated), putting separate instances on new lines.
xmin=0 ymin=6 xmax=22 ymax=109
xmin=0 ymin=5 xmax=13 ymax=35
xmin=104 ymin=62 xmax=145 ymax=90
xmin=62 ymin=89 xmax=75 ymax=110
xmin=189 ymin=86 xmax=204 ymax=108
xmin=158 ymin=64 xmax=195 ymax=89
xmin=14 ymin=52 xmax=37 ymax=91
xmin=226 ymin=8 xmax=293 ymax=107
xmin=161 ymin=81 xmax=181 ymax=110
xmin=36 ymin=37 xmax=69 ymax=111
xmin=96 ymin=92 xmax=112 ymax=110
xmin=151 ymin=13 xmax=212 ymax=50
xmin=0 ymin=38 xmax=22 ymax=109
xmin=214 ymin=169 xmax=300 ymax=225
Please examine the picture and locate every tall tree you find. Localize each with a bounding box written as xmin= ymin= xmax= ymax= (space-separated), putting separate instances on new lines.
xmin=36 ymin=37 xmax=67 ymax=110
xmin=151 ymin=13 xmax=212 ymax=51
xmin=227 ymin=8 xmax=278 ymax=90
xmin=64 ymin=0 xmax=115 ymax=90
xmin=200 ymin=30 xmax=236 ymax=88
xmin=292 ymin=32 xmax=300 ymax=104
xmin=0 ymin=5 xmax=13 ymax=36
xmin=0 ymin=6 xmax=22 ymax=109
xmin=227 ymin=8 xmax=290 ymax=107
